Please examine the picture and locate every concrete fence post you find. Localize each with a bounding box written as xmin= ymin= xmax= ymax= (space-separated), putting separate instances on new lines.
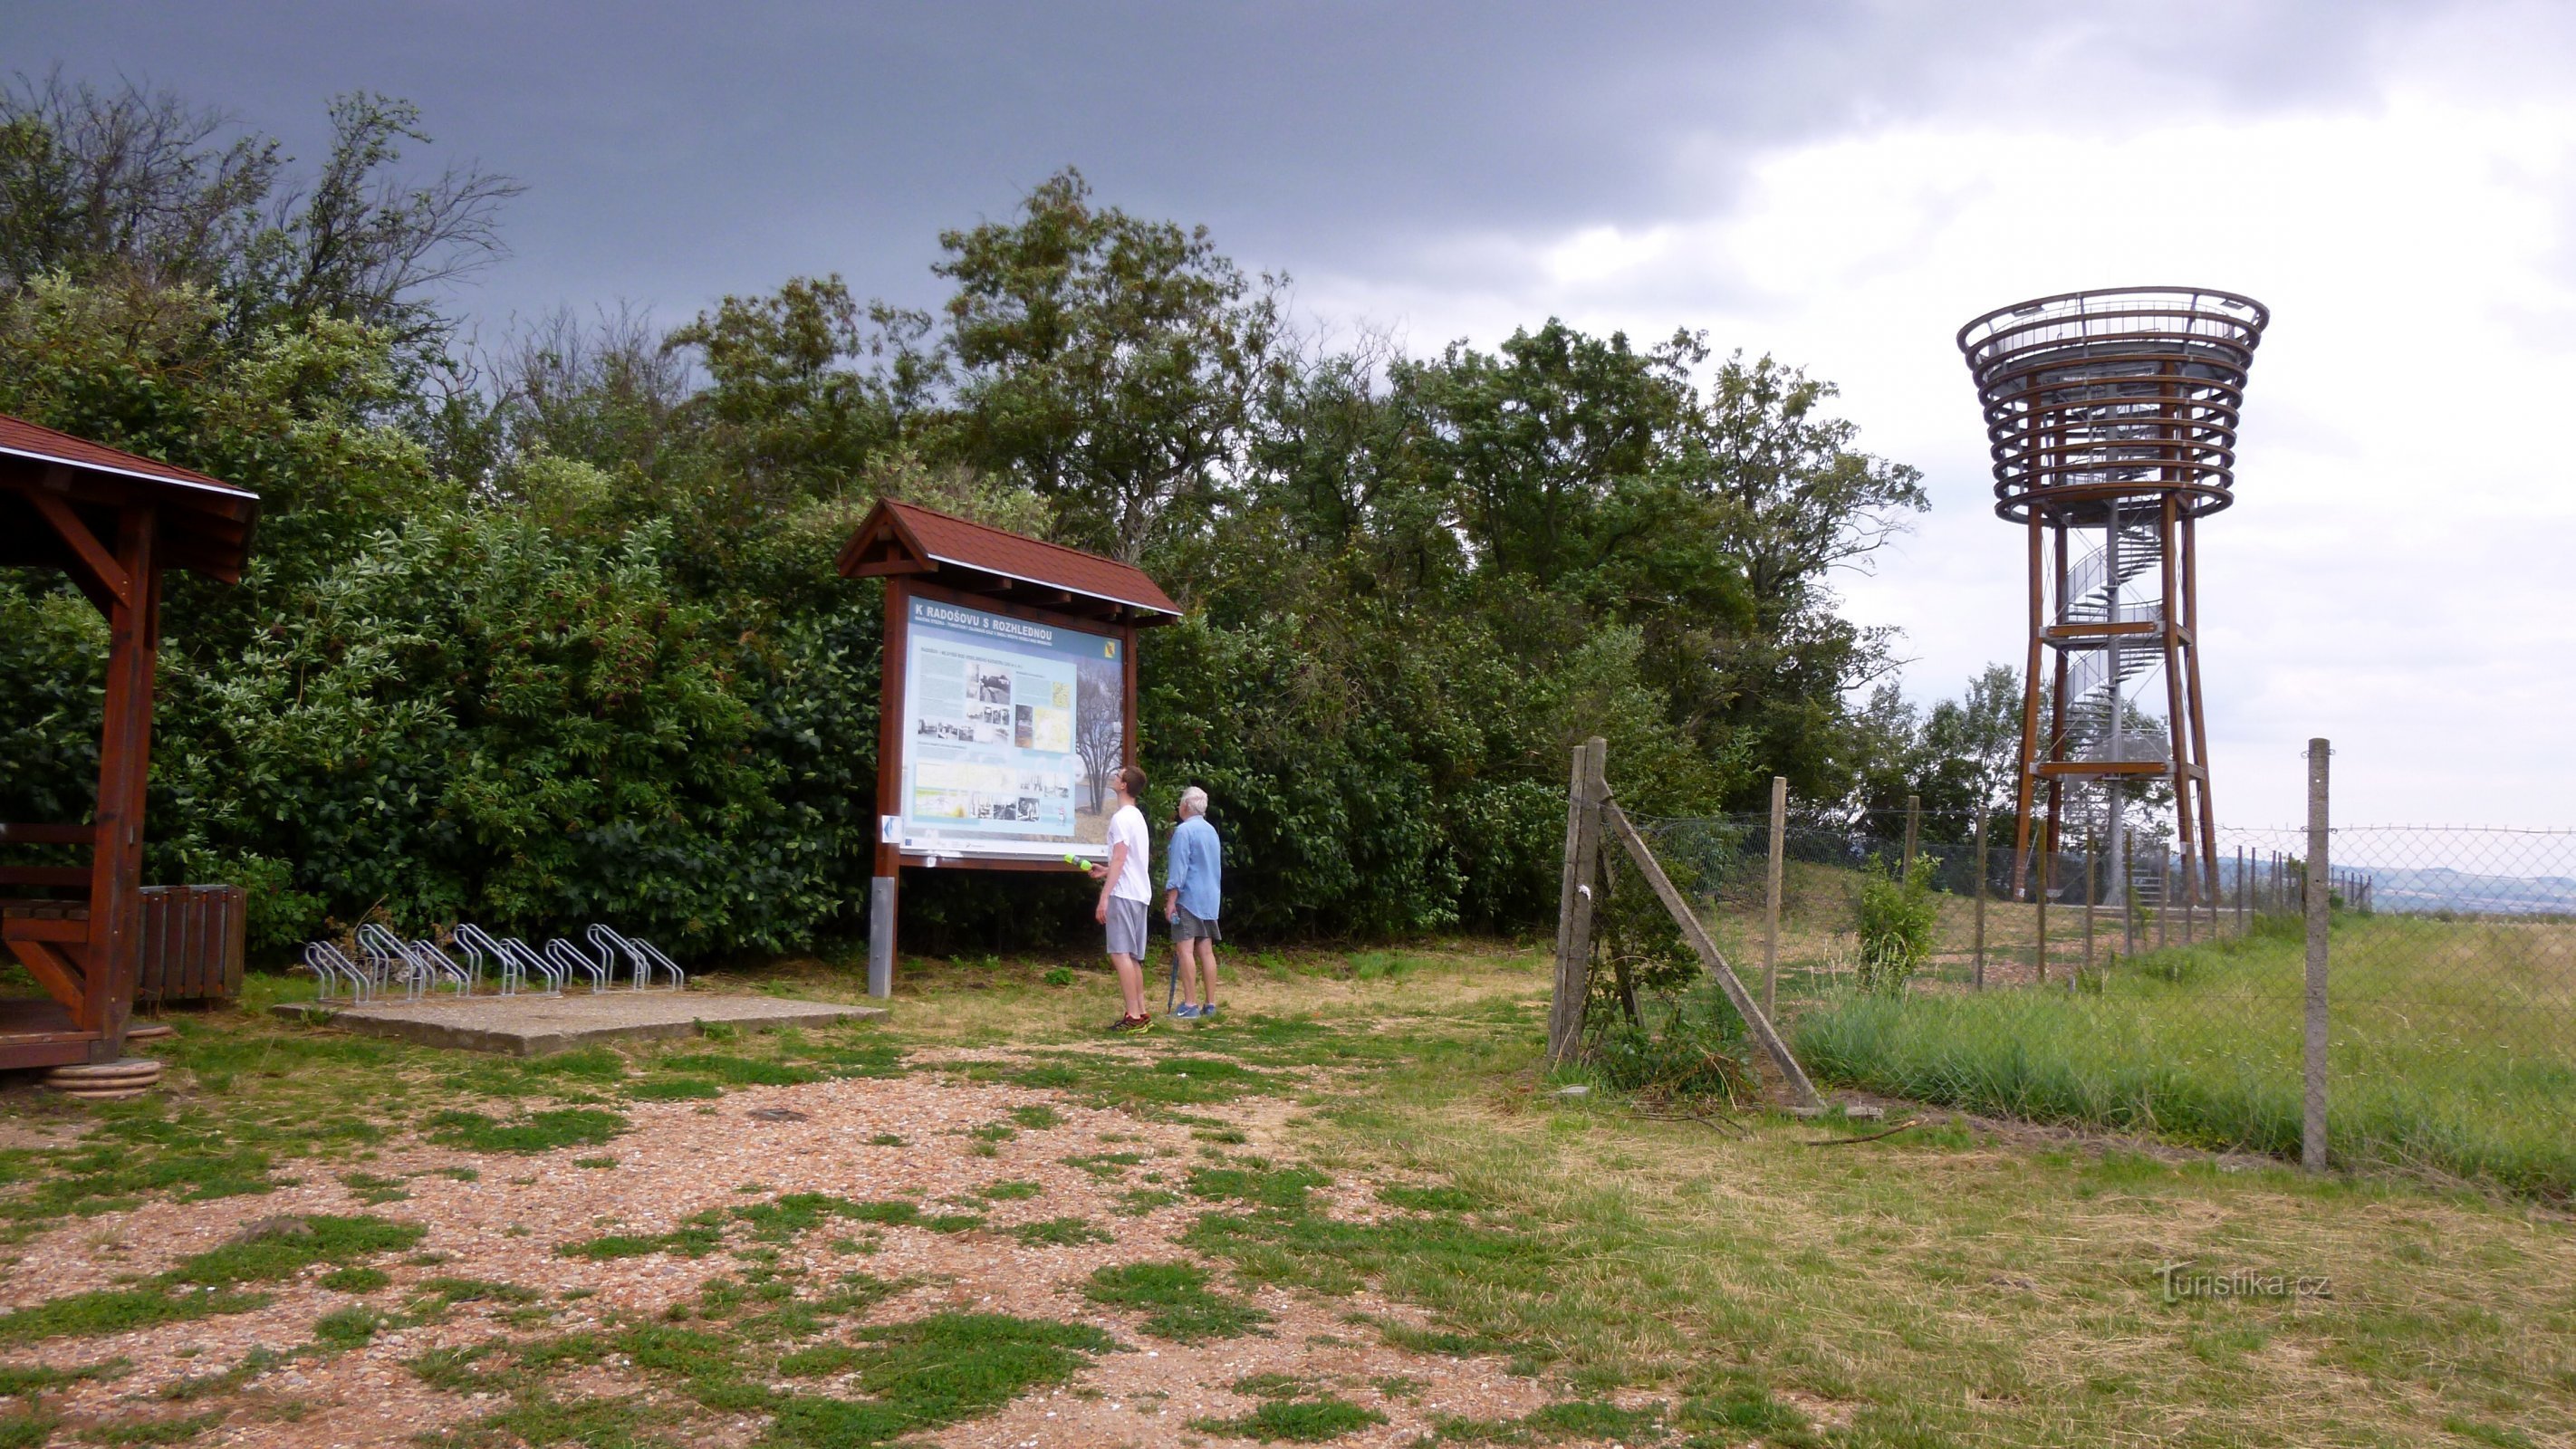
xmin=1970 ymin=806 xmax=1987 ymax=991
xmin=2081 ymin=842 xmax=2095 ymax=984
xmin=1902 ymin=793 xmax=1921 ymax=882
xmin=2303 ymin=737 xmax=2331 ymax=1173
xmin=1764 ymin=775 xmax=1786 ymax=1018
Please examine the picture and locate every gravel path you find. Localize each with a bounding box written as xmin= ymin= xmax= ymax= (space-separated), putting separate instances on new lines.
xmin=3 ymin=1055 xmax=1597 ymax=1448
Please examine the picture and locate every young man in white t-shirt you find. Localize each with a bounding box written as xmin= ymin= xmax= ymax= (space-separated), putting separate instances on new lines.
xmin=1087 ymin=764 xmax=1155 ymax=1032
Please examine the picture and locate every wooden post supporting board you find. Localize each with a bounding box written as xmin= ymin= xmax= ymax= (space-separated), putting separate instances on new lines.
xmin=1602 ymin=800 xmax=1822 ymax=1111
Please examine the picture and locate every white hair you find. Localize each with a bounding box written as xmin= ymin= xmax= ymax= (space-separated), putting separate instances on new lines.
xmin=1179 ymin=785 xmax=1209 ymax=818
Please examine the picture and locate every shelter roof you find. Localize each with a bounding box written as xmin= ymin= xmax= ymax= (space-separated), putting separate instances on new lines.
xmin=836 ymin=498 xmax=1179 ymax=626
xmin=0 ymin=414 xmax=259 ymax=584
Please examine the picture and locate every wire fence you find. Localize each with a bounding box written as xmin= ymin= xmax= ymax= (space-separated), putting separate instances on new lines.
xmin=1620 ymin=798 xmax=2576 ymax=1201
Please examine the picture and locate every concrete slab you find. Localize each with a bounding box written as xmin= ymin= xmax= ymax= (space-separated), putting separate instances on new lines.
xmin=272 ymin=991 xmax=883 ymax=1057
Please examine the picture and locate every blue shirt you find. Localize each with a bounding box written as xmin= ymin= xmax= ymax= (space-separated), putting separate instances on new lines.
xmin=1164 ymin=815 xmax=1223 ymax=920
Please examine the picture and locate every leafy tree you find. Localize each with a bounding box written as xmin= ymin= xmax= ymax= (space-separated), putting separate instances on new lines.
xmin=938 ymin=168 xmax=1282 ymax=562
xmin=1676 ymin=352 xmax=1928 ymax=801
xmin=1 ymin=77 xmax=1950 ymax=961
xmin=0 ymin=75 xmax=518 ymax=360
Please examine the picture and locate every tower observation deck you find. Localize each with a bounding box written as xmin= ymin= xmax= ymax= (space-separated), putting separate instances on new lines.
xmin=1956 ymin=286 xmax=2269 ymax=907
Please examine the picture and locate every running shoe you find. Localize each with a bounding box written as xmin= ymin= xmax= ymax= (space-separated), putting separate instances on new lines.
xmin=1110 ymin=1013 xmax=1152 ymax=1033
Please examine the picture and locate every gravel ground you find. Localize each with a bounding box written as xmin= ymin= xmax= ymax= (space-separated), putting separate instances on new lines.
xmin=3 ymin=1058 xmax=1602 ymax=1448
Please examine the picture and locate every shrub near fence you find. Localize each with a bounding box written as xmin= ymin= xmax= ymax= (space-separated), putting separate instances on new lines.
xmin=1628 ymin=783 xmax=2576 ymax=1201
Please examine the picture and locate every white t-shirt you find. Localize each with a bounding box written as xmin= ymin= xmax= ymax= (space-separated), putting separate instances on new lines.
xmin=1107 ymin=804 xmax=1152 ymax=903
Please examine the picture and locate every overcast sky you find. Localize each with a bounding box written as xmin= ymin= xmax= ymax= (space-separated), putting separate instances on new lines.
xmin=17 ymin=1 xmax=2576 ymax=835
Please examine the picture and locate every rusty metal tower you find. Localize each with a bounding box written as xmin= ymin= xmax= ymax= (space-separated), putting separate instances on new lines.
xmin=1956 ymin=286 xmax=2269 ymax=907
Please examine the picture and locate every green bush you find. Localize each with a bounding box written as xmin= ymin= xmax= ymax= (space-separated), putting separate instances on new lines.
xmin=1852 ymin=852 xmax=1938 ymax=995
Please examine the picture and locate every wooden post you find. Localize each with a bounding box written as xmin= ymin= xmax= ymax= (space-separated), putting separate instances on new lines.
xmin=868 ymin=577 xmax=911 ymax=999
xmin=1902 ymin=794 xmax=1920 ymax=883
xmin=1970 ymin=806 xmax=1987 ymax=991
xmin=1603 ymin=801 xmax=1821 ymax=1109
xmin=2302 ymin=739 xmax=2331 ymax=1172
xmin=82 ymin=504 xmax=158 ymax=1060
xmin=1764 ymin=775 xmax=1785 ymax=1019
xmin=2011 ymin=505 xmax=2045 ymax=897
xmin=1546 ymin=737 xmax=1608 ymax=1068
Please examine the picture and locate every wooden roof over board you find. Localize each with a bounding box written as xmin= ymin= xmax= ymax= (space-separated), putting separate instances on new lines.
xmin=836 ymin=497 xmax=1180 ymax=626
xmin=0 ymin=414 xmax=260 ymax=587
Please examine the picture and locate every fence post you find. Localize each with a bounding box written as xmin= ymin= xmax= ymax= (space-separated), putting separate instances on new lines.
xmin=2034 ymin=843 xmax=2050 ymax=985
xmin=1903 ymin=794 xmax=1920 ymax=882
xmin=2081 ymin=842 xmax=2095 ymax=983
xmin=2182 ymin=849 xmax=2196 ymax=945
xmin=2157 ymin=852 xmax=2170 ymax=949
xmin=1547 ymin=736 xmax=1609 ymax=1069
xmin=1971 ymin=806 xmax=1987 ymax=991
xmin=1764 ymin=775 xmax=1786 ymax=1018
xmin=2302 ymin=737 xmax=2331 ymax=1173
xmin=2235 ymin=844 xmax=2246 ymax=936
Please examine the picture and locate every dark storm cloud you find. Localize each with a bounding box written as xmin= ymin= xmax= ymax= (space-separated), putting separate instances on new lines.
xmin=10 ymin=0 xmax=2425 ymax=332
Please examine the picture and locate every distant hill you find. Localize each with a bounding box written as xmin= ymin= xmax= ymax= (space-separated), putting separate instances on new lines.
xmin=2350 ymin=865 xmax=2576 ymax=916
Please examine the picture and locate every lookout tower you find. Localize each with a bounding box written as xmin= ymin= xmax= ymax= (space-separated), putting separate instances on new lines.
xmin=1956 ymin=286 xmax=2268 ymax=908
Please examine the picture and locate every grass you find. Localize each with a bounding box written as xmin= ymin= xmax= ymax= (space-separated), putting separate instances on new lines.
xmin=3 ymin=942 xmax=2571 ymax=1445
xmin=0 ymin=1214 xmax=420 ymax=1345
xmin=77 ymin=1409 xmax=226 ymax=1444
xmin=1081 ymin=1262 xmax=1270 ymax=1342
xmin=421 ymin=1108 xmax=628 ymax=1155
xmin=319 ymin=1265 xmax=389 ymax=1293
xmin=1006 ymin=1215 xmax=1110 ymax=1247
xmin=1191 ymin=1393 xmax=1387 ymax=1442
xmin=1429 ymin=1399 xmax=1666 ymax=1443
xmin=1792 ymin=913 xmax=2576 ymax=1198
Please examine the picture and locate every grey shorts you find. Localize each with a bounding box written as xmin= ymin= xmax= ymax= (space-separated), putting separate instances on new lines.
xmin=1171 ymin=907 xmax=1221 ymax=942
xmin=1105 ymin=896 xmax=1149 ymax=957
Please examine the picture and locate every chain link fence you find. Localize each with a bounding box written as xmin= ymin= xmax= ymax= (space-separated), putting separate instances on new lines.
xmin=1616 ymin=792 xmax=2576 ymax=1200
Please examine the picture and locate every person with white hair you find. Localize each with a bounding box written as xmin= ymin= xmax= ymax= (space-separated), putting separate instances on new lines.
xmin=1162 ymin=783 xmax=1224 ymax=1019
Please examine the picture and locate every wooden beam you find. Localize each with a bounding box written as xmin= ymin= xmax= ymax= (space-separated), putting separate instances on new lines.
xmin=0 ymin=824 xmax=98 ymax=845
xmin=2012 ymin=501 xmax=2045 ymax=897
xmin=2035 ymin=760 xmax=2171 ymax=777
xmin=2 ymin=916 xmax=89 ymax=943
xmin=5 ymin=938 xmax=88 ymax=1013
xmin=28 ymin=491 xmax=130 ymax=609
xmin=0 ymin=867 xmax=91 ymax=888
xmin=1602 ymin=800 xmax=1823 ymax=1109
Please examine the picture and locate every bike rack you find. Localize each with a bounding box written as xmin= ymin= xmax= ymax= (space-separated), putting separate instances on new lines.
xmin=301 ymin=941 xmax=370 ymax=1002
xmin=588 ymin=923 xmax=687 ymax=991
xmin=303 ymin=921 xmax=679 ymax=1001
xmin=544 ymin=934 xmax=614 ymax=992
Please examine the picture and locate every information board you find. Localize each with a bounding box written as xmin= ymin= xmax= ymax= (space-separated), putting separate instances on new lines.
xmin=892 ymin=594 xmax=1125 ymax=859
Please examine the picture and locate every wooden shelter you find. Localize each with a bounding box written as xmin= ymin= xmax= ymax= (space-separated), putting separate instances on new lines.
xmin=0 ymin=416 xmax=257 ymax=1069
xmin=836 ymin=499 xmax=1177 ymax=995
